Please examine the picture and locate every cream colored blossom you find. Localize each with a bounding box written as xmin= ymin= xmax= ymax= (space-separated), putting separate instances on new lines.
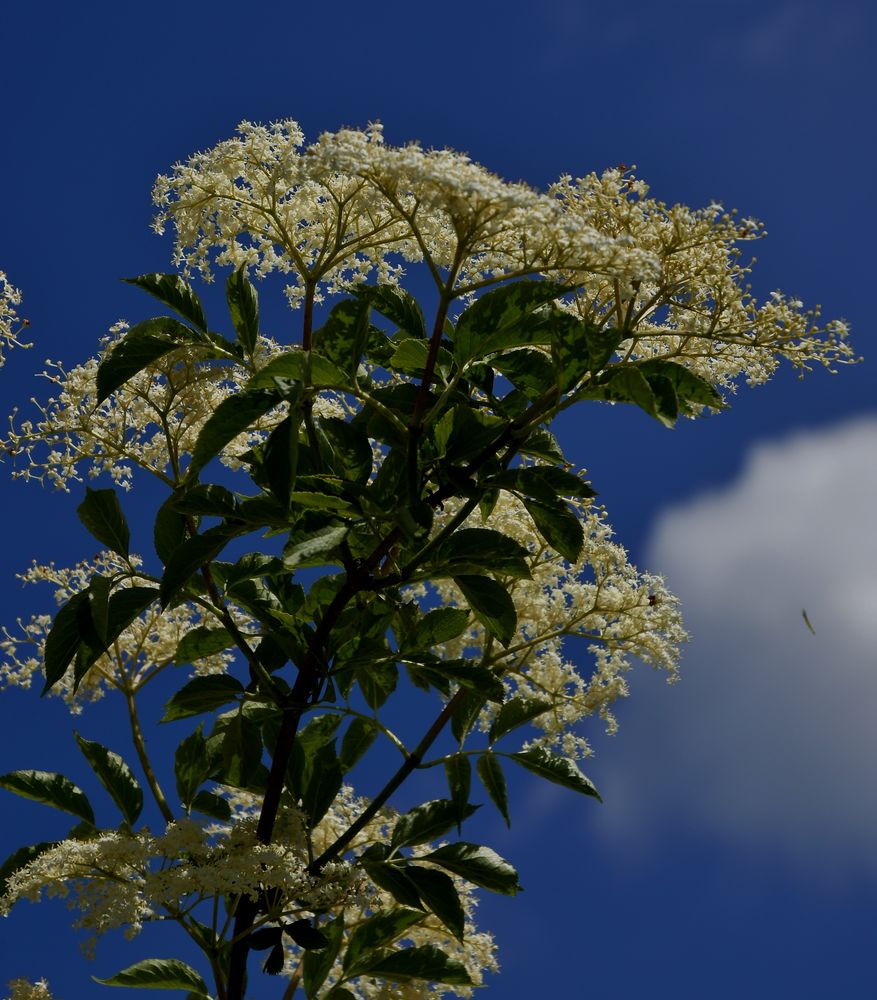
xmin=231 ymin=787 xmax=498 ymax=1000
xmin=0 ymin=813 xmax=358 ymax=958
xmin=1 ymin=788 xmax=496 ymax=998
xmin=152 ymin=120 xmax=415 ymax=309
xmin=0 ymin=551 xmax=239 ymax=711
xmin=153 ymin=120 xmax=658 ymax=309
xmin=424 ymin=489 xmax=686 ymax=758
xmin=307 ymin=126 xmax=658 ymax=297
xmin=551 ymin=169 xmax=856 ymax=393
xmin=1 ymin=322 xmax=342 ymax=491
xmin=3 ymin=980 xmax=55 ymax=1000
xmin=0 ymin=271 xmax=30 ymax=368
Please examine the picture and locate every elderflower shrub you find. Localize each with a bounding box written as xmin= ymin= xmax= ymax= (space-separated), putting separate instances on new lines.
xmin=0 ymin=271 xmax=30 ymax=368
xmin=0 ymin=551 xmax=239 ymax=710
xmin=551 ymin=169 xmax=856 ymax=392
xmin=0 ymin=117 xmax=857 ymax=1000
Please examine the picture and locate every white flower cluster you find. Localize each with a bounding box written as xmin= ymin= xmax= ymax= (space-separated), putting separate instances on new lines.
xmin=0 ymin=551 xmax=237 ymax=711
xmin=236 ymin=786 xmax=498 ymax=1000
xmin=428 ymin=490 xmax=687 ymax=759
xmin=0 ymin=271 xmax=30 ymax=368
xmin=2 ymin=981 xmax=55 ymax=1000
xmin=1 ymin=319 xmax=346 ymax=491
xmin=2 ymin=788 xmax=497 ymax=999
xmin=551 ymin=169 xmax=857 ymax=392
xmin=153 ymin=119 xmax=658 ymax=308
xmin=0 ymin=813 xmax=359 ymax=958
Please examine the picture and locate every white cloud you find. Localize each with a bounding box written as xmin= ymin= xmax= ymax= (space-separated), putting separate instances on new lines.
xmin=590 ymin=417 xmax=877 ymax=877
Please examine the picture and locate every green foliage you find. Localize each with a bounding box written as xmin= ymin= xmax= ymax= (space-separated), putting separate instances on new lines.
xmin=3 ymin=245 xmax=716 ymax=998
xmin=77 ymin=487 xmax=131 ymax=559
xmin=0 ymin=769 xmax=95 ymax=825
xmin=74 ymin=734 xmax=143 ymax=825
xmin=95 ymin=957 xmax=210 ymax=993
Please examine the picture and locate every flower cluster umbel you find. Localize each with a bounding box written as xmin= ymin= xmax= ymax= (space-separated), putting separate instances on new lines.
xmin=0 ymin=271 xmax=30 ymax=368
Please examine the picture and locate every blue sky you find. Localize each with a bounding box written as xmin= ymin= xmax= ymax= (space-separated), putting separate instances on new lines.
xmin=1 ymin=1 xmax=875 ymax=997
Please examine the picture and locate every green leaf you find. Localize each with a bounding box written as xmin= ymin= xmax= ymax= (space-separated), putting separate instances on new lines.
xmin=226 ymin=265 xmax=259 ymax=354
xmin=262 ymin=408 xmax=301 ymax=504
xmin=450 ymin=690 xmax=488 ymax=743
xmin=551 ymin=317 xmax=623 ymax=391
xmin=339 ymin=717 xmax=379 ymax=773
xmin=173 ymin=626 xmax=234 ymax=665
xmin=302 ymin=915 xmax=344 ymax=998
xmin=420 ymin=842 xmax=522 ymax=895
xmin=96 ymin=317 xmax=211 ymax=403
xmin=586 ymin=367 xmax=660 ymax=420
xmin=207 ymin=711 xmax=266 ymax=790
xmin=489 ymin=695 xmax=554 ymax=742
xmin=246 ymin=350 xmax=347 ymax=389
xmin=444 ymin=753 xmax=472 ymax=830
xmin=0 ymin=770 xmax=94 ymax=825
xmin=318 ymin=417 xmax=374 ymax=484
xmin=454 ymin=280 xmax=570 ymax=364
xmin=95 ymin=957 xmax=209 ymax=992
xmin=521 ymin=495 xmax=584 ymax=562
xmin=70 ymin=586 xmax=160 ymax=692
xmin=85 ymin=573 xmax=111 ymax=648
xmin=510 ymin=747 xmax=602 ymax=800
xmin=357 ymin=283 xmax=427 ymax=340
xmin=355 ymin=659 xmax=399 ymax=712
xmin=436 ymin=528 xmax=532 ymax=580
xmin=313 ymin=297 xmax=372 ymax=374
xmin=74 ymin=734 xmax=143 ymax=825
xmin=476 ymin=753 xmax=510 ymax=826
xmin=488 ymin=465 xmax=595 ymax=501
xmin=300 ymin=742 xmax=343 ymax=827
xmin=411 ymin=608 xmax=470 ymax=649
xmin=0 ymin=841 xmax=58 ymax=897
xmin=123 ymin=273 xmax=208 ymax=332
xmin=363 ymin=861 xmax=424 ymax=910
xmin=323 ymin=988 xmax=357 ymax=1000
xmin=406 ymin=866 xmax=466 ymax=942
xmin=154 ymin=497 xmax=189 ymax=566
xmin=284 ymin=917 xmax=330 ymax=951
xmin=162 ymin=675 xmax=245 ymax=722
xmin=391 ymin=799 xmax=478 ymax=849
xmin=190 ymin=789 xmax=231 ymax=821
xmin=519 ymin=427 xmax=565 ymax=463
xmin=582 ymin=325 xmax=624 ymax=375
xmin=160 ymin=527 xmax=235 ymax=607
xmin=344 ymin=908 xmax=425 ymax=974
xmin=491 ymin=348 xmax=556 ymax=399
xmin=171 ymin=483 xmax=240 ymax=519
xmin=453 ymin=575 xmax=517 ymax=647
xmin=408 ymin=659 xmax=504 ymax=704
xmin=188 ymin=388 xmax=281 ymax=478
xmin=357 ymin=945 xmax=472 ymax=986
xmin=174 ymin=725 xmax=210 ymax=809
xmin=389 ymin=340 xmax=454 ymax=380
xmin=636 ymin=358 xmax=724 ymax=411
xmin=283 ymin=524 xmax=348 ymax=569
xmin=77 ymin=487 xmax=130 ymax=559
xmin=41 ymin=591 xmax=89 ymax=692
